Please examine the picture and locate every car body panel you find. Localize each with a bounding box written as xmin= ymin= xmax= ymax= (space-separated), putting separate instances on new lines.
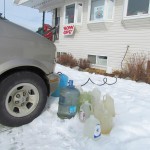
xmin=0 ymin=18 xmax=59 ymax=94
xmin=0 ymin=58 xmax=51 ymax=75
xmin=0 ymin=18 xmax=56 ymax=75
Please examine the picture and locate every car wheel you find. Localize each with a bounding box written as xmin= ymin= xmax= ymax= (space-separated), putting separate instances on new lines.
xmin=0 ymin=71 xmax=47 ymax=127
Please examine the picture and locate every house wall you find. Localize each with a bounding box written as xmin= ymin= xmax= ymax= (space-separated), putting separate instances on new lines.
xmin=55 ymin=0 xmax=150 ymax=70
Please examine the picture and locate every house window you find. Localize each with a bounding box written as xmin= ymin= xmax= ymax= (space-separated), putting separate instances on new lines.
xmin=90 ymin=0 xmax=105 ymax=21
xmin=89 ymin=0 xmax=115 ymax=22
xmin=57 ymin=52 xmax=67 ymax=58
xmin=97 ymin=56 xmax=107 ymax=66
xmin=88 ymin=55 xmax=97 ymax=64
xmin=64 ymin=3 xmax=83 ymax=25
xmin=88 ymin=55 xmax=107 ymax=66
xmin=65 ymin=4 xmax=75 ymax=24
xmin=57 ymin=52 xmax=61 ymax=58
xmin=124 ymin=0 xmax=150 ymax=17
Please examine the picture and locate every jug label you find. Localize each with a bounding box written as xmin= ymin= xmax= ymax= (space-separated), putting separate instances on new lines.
xmin=94 ymin=124 xmax=101 ymax=139
xmin=69 ymin=106 xmax=77 ymax=114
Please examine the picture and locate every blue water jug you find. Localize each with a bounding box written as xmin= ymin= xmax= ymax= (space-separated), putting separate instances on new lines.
xmin=52 ymin=73 xmax=68 ymax=97
xmin=57 ymin=80 xmax=80 ymax=119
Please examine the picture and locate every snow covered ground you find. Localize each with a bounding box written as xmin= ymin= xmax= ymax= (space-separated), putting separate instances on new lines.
xmin=0 ymin=64 xmax=150 ymax=150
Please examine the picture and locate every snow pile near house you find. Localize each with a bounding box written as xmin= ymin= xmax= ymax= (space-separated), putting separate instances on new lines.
xmin=0 ymin=64 xmax=150 ymax=150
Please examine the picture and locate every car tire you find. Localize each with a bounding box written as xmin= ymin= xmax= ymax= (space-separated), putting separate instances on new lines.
xmin=0 ymin=71 xmax=47 ymax=127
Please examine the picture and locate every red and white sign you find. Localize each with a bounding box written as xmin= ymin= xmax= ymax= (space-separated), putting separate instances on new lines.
xmin=63 ymin=25 xmax=75 ymax=35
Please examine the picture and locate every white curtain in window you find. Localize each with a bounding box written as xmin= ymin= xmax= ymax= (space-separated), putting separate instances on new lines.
xmin=77 ymin=3 xmax=83 ymax=23
xmin=106 ymin=0 xmax=114 ymax=19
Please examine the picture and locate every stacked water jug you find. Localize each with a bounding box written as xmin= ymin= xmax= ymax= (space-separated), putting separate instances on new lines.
xmin=57 ymin=80 xmax=80 ymax=119
xmin=78 ymin=87 xmax=115 ymax=140
xmin=55 ymin=74 xmax=115 ymax=141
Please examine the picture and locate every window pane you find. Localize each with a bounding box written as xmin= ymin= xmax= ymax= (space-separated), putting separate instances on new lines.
xmin=88 ymin=55 xmax=96 ymax=64
xmin=127 ymin=0 xmax=149 ymax=16
xmin=57 ymin=52 xmax=61 ymax=58
xmin=90 ymin=0 xmax=105 ymax=21
xmin=65 ymin=4 xmax=75 ymax=24
xmin=106 ymin=0 xmax=115 ymax=19
xmin=77 ymin=3 xmax=83 ymax=23
xmin=97 ymin=56 xmax=107 ymax=66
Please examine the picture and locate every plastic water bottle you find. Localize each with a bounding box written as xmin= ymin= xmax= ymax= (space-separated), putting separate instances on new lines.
xmin=103 ymin=94 xmax=115 ymax=117
xmin=79 ymin=101 xmax=93 ymax=122
xmin=84 ymin=115 xmax=101 ymax=140
xmin=57 ymin=80 xmax=80 ymax=119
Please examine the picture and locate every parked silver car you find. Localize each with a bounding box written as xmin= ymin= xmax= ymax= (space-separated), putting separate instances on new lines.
xmin=0 ymin=16 xmax=59 ymax=127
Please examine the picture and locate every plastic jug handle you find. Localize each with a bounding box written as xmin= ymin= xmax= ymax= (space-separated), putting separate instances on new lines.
xmin=57 ymin=72 xmax=62 ymax=75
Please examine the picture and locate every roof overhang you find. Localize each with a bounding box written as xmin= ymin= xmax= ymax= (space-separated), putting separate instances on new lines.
xmin=14 ymin=0 xmax=28 ymax=5
xmin=14 ymin=0 xmax=21 ymax=4
xmin=16 ymin=0 xmax=65 ymax=12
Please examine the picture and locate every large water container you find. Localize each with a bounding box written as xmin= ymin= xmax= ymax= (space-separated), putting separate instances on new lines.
xmin=57 ymin=80 xmax=80 ymax=119
xmin=52 ymin=73 xmax=68 ymax=97
xmin=84 ymin=115 xmax=101 ymax=140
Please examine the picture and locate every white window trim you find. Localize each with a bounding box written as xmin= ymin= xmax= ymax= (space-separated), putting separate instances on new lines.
xmin=87 ymin=0 xmax=115 ymax=24
xmin=123 ymin=0 xmax=150 ymax=20
xmin=64 ymin=2 xmax=83 ymax=25
xmin=88 ymin=54 xmax=108 ymax=67
xmin=76 ymin=2 xmax=83 ymax=25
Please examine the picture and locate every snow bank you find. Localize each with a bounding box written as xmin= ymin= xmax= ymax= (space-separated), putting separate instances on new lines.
xmin=0 ymin=64 xmax=150 ymax=150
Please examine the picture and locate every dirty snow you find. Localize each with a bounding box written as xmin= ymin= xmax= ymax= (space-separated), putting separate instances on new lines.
xmin=0 ymin=64 xmax=150 ymax=150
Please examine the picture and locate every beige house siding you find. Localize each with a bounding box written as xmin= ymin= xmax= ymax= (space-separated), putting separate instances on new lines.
xmin=55 ymin=0 xmax=150 ymax=70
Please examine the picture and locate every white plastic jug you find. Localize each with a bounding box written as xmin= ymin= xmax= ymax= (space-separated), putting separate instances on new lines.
xmin=103 ymin=94 xmax=115 ymax=117
xmin=91 ymin=91 xmax=113 ymax=134
xmin=79 ymin=101 xmax=93 ymax=122
xmin=84 ymin=115 xmax=101 ymax=140
xmin=99 ymin=110 xmax=113 ymax=134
